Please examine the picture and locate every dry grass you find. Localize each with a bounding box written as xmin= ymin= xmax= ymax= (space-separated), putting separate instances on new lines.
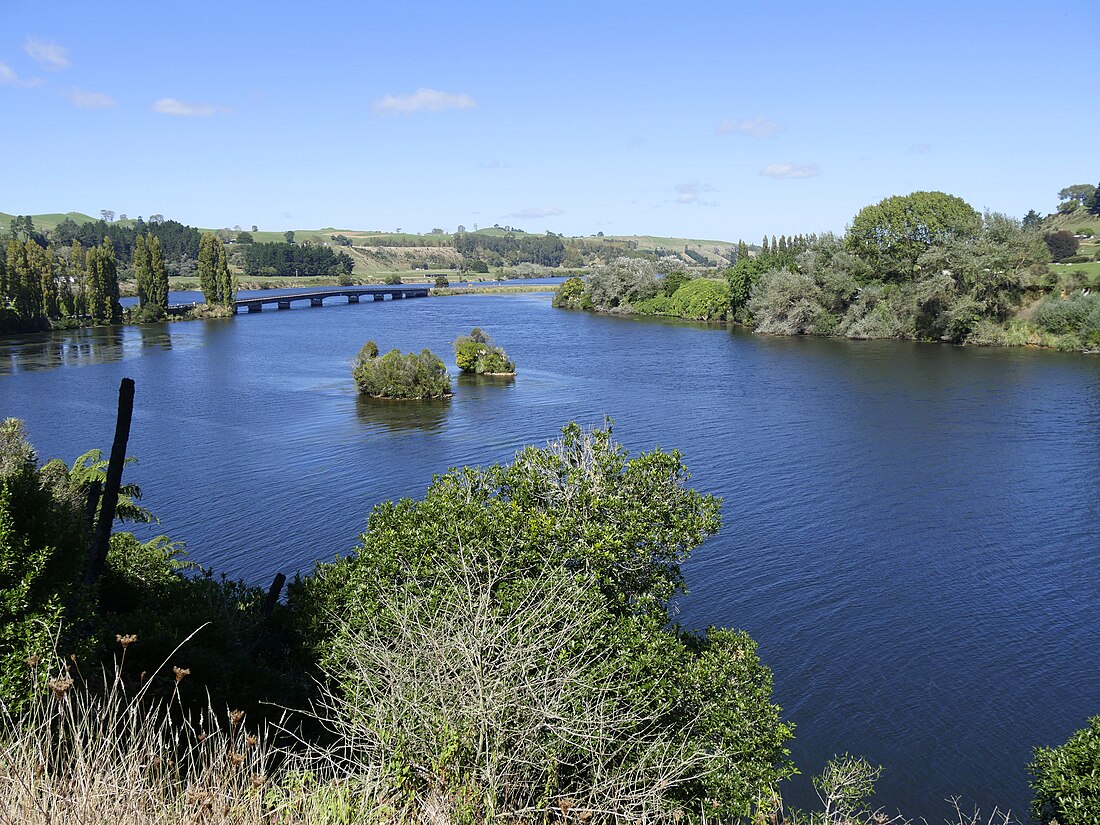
xmin=0 ymin=641 xmax=283 ymax=824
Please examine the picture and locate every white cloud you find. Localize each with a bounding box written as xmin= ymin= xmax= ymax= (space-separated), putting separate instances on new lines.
xmin=24 ymin=37 xmax=69 ymax=70
xmin=152 ymin=97 xmax=230 ymax=117
xmin=478 ymin=159 xmax=510 ymax=169
xmin=505 ymin=207 xmax=563 ymax=219
xmin=373 ymin=88 xmax=477 ymax=115
xmin=65 ymin=87 xmax=116 ymax=109
xmin=759 ymin=162 xmax=820 ymax=179
xmin=674 ymin=182 xmax=717 ymax=206
xmin=907 ymin=142 xmax=932 ymax=154
xmin=717 ymin=116 xmax=784 ymax=139
xmin=0 ymin=61 xmax=42 ymax=88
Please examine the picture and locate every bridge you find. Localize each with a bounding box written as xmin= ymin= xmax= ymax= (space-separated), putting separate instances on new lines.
xmin=164 ymin=286 xmax=431 ymax=316
xmin=232 ymin=286 xmax=430 ymax=314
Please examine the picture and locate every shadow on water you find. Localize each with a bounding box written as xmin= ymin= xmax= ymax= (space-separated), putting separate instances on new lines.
xmin=136 ymin=323 xmax=173 ymax=352
xmin=456 ymin=372 xmax=517 ymax=388
xmin=0 ymin=326 xmax=128 ymax=375
xmin=354 ymin=395 xmax=451 ymax=433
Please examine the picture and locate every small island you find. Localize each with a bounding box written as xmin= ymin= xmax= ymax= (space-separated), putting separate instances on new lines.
xmin=352 ymin=340 xmax=452 ymax=399
xmin=453 ymin=327 xmax=516 ymax=375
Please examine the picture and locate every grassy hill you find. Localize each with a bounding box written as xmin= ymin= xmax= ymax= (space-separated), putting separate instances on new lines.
xmin=0 ymin=211 xmax=97 ymax=231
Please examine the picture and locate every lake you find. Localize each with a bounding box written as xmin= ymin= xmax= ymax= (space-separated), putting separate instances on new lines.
xmin=2 ymin=290 xmax=1098 ymax=819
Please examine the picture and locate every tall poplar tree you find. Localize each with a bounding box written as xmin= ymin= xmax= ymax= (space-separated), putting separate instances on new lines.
xmin=197 ymin=232 xmax=218 ymax=304
xmin=133 ymin=234 xmax=151 ymax=307
xmin=87 ymin=239 xmax=121 ymax=323
xmin=216 ymin=241 xmax=235 ymax=305
xmin=68 ymin=241 xmax=87 ymax=318
xmin=9 ymin=241 xmax=40 ymax=323
xmin=27 ymin=242 xmax=57 ymax=320
xmin=737 ymin=240 xmax=749 ymax=262
xmin=149 ymin=235 xmax=168 ymax=312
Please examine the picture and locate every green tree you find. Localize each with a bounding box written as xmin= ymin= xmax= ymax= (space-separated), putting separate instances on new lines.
xmin=86 ymin=239 xmax=121 ymax=323
xmin=1057 ymin=183 xmax=1096 ymax=208
xmin=1023 ymin=209 xmax=1044 ymax=228
xmin=846 ymin=191 xmax=982 ymax=279
xmin=284 ymin=230 xmax=295 ymax=244
xmin=1088 ymin=183 xmax=1100 ymax=216
xmin=289 ymin=423 xmax=792 ymax=821
xmin=132 ymin=234 xmax=151 ymax=307
xmin=216 ymin=238 xmax=235 ymax=305
xmin=149 ymin=234 xmax=168 ymax=312
xmin=1044 ymin=230 xmax=1079 ymax=262
xmin=28 ymin=241 xmax=57 ymax=321
xmin=1031 ymin=716 xmax=1100 ymax=825
xmin=197 ymin=232 xmax=219 ymax=304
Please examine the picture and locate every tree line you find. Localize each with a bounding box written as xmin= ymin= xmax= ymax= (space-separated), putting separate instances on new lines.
xmin=1 ymin=238 xmax=123 ymax=333
xmin=1 ymin=227 xmax=238 ymax=333
xmin=452 ymin=230 xmax=567 ymax=267
xmin=242 ymin=241 xmax=354 ymax=277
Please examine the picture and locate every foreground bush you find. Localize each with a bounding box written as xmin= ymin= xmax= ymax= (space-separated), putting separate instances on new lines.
xmin=290 ymin=422 xmax=793 ymax=822
xmin=352 ymin=340 xmax=452 ymax=399
xmin=1031 ymin=715 xmax=1100 ymax=825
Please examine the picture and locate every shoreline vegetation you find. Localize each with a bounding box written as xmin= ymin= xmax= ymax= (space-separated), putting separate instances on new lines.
xmin=5 ymin=188 xmax=1100 ymax=349
xmin=552 ymin=189 xmax=1100 ymax=353
xmin=1 ymin=398 xmax=1095 ymax=823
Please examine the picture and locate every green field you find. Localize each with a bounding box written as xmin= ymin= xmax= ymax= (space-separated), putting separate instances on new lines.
xmin=0 ymin=211 xmax=97 ymax=231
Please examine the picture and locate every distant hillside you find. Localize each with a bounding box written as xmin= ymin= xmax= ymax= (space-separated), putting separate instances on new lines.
xmin=0 ymin=211 xmax=97 ymax=231
xmin=2 ymin=210 xmax=757 ymax=276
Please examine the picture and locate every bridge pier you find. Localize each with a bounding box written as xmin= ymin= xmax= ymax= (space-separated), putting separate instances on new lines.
xmin=373 ymin=294 xmax=385 ymax=301
xmin=247 ymin=303 xmax=263 ymax=313
xmin=347 ymin=294 xmax=360 ymax=303
xmin=310 ymin=297 xmax=323 ymax=307
xmin=277 ymin=301 xmax=291 ymax=310
xmin=392 ymin=292 xmax=404 ymax=300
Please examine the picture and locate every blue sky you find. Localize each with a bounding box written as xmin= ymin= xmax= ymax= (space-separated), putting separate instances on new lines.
xmin=1 ymin=0 xmax=1095 ymax=241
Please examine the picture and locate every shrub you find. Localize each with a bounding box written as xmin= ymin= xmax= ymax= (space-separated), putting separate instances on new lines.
xmin=383 ymin=273 xmax=402 ymax=285
xmin=665 ymin=278 xmax=730 ymax=321
xmin=748 ymin=269 xmax=831 ymax=335
xmin=289 ymin=423 xmax=793 ymax=822
xmin=352 ymin=341 xmax=451 ymax=399
xmin=552 ymin=275 xmax=590 ymax=310
xmin=1032 ymin=293 xmax=1100 ymax=348
xmin=453 ymin=327 xmax=515 ymax=375
xmin=1045 ymin=230 xmax=1080 ymax=262
xmin=433 ymin=274 xmax=449 ymax=289
xmin=1059 ymin=255 xmax=1093 ymax=264
xmin=0 ymin=420 xmax=89 ymax=710
xmin=1031 ymin=716 xmax=1100 ymax=825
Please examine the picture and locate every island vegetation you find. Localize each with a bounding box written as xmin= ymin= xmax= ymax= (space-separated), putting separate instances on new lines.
xmin=453 ymin=326 xmax=516 ymax=374
xmin=0 ymin=404 xmax=1094 ymax=823
xmin=352 ymin=340 xmax=452 ymax=399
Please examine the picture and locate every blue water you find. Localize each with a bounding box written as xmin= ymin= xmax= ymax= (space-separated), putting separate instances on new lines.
xmin=1 ymin=292 xmax=1097 ymax=819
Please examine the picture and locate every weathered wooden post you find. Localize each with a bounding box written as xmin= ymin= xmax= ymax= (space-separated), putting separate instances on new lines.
xmin=86 ymin=377 xmax=135 ymax=586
